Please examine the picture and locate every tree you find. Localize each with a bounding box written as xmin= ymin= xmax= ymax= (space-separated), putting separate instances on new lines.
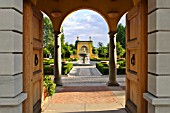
xmin=116 ymin=23 xmax=126 ymax=49
xmin=64 ymin=44 xmax=71 ymax=58
xmin=60 ymin=27 xmax=65 ymax=47
xmin=69 ymin=44 xmax=76 ymax=50
xmin=43 ymin=17 xmax=54 ymax=57
xmin=93 ymin=47 xmax=98 ymax=55
xmin=97 ymin=42 xmax=104 ymax=57
xmin=116 ymin=42 xmax=126 ymax=57
xmin=43 ymin=17 xmax=54 ymax=48
xmin=44 ymin=48 xmax=50 ymax=58
xmin=98 ymin=42 xmax=103 ymax=49
xmin=101 ymin=47 xmax=108 ymax=58
xmin=106 ymin=43 xmax=109 ymax=57
xmin=47 ymin=42 xmax=54 ymax=58
xmin=60 ymin=27 xmax=66 ymax=59
xmin=72 ymin=49 xmax=77 ymax=55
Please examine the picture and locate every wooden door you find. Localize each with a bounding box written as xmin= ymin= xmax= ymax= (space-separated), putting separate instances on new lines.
xmin=126 ymin=1 xmax=147 ymax=113
xmin=23 ymin=1 xmax=43 ymax=113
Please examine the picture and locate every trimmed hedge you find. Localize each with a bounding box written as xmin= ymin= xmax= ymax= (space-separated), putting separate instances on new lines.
xmin=44 ymin=62 xmax=73 ymax=75
xmin=62 ymin=63 xmax=73 ymax=75
xmin=96 ymin=62 xmax=126 ymax=75
xmin=117 ymin=59 xmax=126 ymax=74
xmin=63 ymin=58 xmax=78 ymax=62
xmin=90 ymin=58 xmax=109 ymax=61
xmin=44 ymin=59 xmax=54 ymax=65
xmin=90 ymin=58 xmax=101 ymax=61
xmin=96 ymin=63 xmax=109 ymax=75
xmin=117 ymin=59 xmax=126 ymax=67
xmin=44 ymin=60 xmax=49 ymax=65
xmin=117 ymin=68 xmax=126 ymax=74
xmin=101 ymin=67 xmax=109 ymax=75
xmin=44 ymin=65 xmax=53 ymax=75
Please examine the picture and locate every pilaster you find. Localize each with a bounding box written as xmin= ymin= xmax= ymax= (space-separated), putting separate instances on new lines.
xmin=0 ymin=0 xmax=27 ymax=113
xmin=144 ymin=0 xmax=170 ymax=112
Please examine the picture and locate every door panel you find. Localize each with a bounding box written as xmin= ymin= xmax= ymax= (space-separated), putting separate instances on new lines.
xmin=33 ymin=81 xmax=41 ymax=105
xmin=126 ymin=1 xmax=147 ymax=113
xmin=23 ymin=1 xmax=43 ymax=113
xmin=130 ymin=17 xmax=137 ymax=40
xmin=130 ymin=81 xmax=138 ymax=105
xmin=33 ymin=16 xmax=40 ymax=39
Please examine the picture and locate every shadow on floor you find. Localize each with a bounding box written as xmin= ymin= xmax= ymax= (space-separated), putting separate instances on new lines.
xmin=62 ymin=109 xmax=126 ymax=113
xmin=57 ymin=86 xmax=112 ymax=93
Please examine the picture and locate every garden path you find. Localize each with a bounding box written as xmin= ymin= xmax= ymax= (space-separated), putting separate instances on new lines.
xmin=42 ymin=65 xmax=126 ymax=113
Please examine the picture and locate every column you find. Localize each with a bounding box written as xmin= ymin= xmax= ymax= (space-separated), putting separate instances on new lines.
xmin=54 ymin=32 xmax=63 ymax=86
xmin=143 ymin=0 xmax=170 ymax=113
xmin=0 ymin=0 xmax=27 ymax=113
xmin=107 ymin=31 xmax=119 ymax=86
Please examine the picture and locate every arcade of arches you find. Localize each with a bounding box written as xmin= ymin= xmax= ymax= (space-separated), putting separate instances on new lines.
xmin=1 ymin=0 xmax=170 ymax=113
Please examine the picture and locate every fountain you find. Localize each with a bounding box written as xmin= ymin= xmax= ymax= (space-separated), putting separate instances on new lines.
xmin=79 ymin=53 xmax=90 ymax=64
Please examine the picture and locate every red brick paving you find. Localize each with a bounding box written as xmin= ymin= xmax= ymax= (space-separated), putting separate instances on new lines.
xmin=50 ymin=86 xmax=118 ymax=104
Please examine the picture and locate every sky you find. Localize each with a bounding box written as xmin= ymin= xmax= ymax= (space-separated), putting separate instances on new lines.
xmin=61 ymin=9 xmax=126 ymax=47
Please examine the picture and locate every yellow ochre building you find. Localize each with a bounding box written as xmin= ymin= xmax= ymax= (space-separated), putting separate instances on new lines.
xmin=71 ymin=37 xmax=97 ymax=60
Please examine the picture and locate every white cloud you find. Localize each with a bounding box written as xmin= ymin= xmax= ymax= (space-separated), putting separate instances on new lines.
xmin=62 ymin=9 xmax=126 ymax=47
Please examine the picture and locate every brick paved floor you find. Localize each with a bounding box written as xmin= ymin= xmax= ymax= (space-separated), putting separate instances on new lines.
xmin=42 ymin=65 xmax=126 ymax=113
xmin=50 ymin=86 xmax=117 ymax=104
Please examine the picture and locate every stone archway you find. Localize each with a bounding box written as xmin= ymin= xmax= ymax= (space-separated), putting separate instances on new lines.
xmin=3 ymin=0 xmax=170 ymax=113
xmin=0 ymin=0 xmax=151 ymax=113
xmin=26 ymin=0 xmax=147 ymax=113
xmin=35 ymin=0 xmax=134 ymax=32
xmin=35 ymin=0 xmax=134 ymax=88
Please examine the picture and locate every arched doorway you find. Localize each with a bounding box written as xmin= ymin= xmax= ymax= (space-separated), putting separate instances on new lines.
xmin=23 ymin=0 xmax=147 ymax=113
xmin=61 ymin=9 xmax=110 ymax=64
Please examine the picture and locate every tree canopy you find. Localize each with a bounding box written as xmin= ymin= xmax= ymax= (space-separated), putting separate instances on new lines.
xmin=43 ymin=17 xmax=54 ymax=58
xmin=116 ymin=23 xmax=126 ymax=49
xmin=97 ymin=42 xmax=109 ymax=58
xmin=116 ymin=42 xmax=126 ymax=57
